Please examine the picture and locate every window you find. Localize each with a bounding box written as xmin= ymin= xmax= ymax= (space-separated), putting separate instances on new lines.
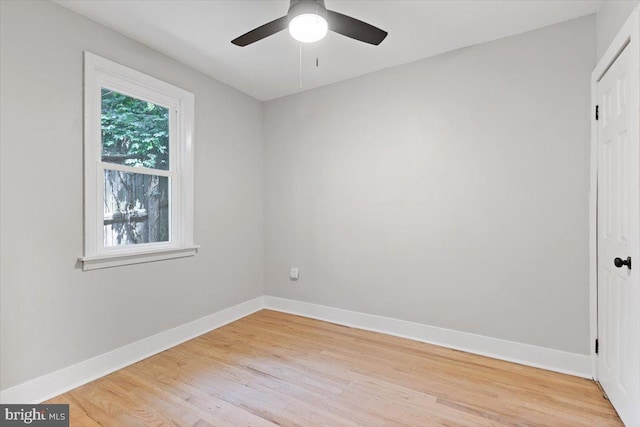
xmin=81 ymin=52 xmax=196 ymax=270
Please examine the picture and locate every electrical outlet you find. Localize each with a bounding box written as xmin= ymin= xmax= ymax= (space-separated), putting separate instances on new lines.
xmin=289 ymin=267 xmax=299 ymax=281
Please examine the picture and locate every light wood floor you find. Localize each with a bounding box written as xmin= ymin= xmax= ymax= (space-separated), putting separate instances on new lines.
xmin=47 ymin=310 xmax=622 ymax=426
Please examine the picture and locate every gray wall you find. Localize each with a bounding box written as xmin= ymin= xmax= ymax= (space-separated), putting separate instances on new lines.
xmin=596 ymin=0 xmax=639 ymax=60
xmin=264 ymin=16 xmax=596 ymax=355
xmin=0 ymin=1 xmax=263 ymax=390
xmin=0 ymin=0 xmax=603 ymax=393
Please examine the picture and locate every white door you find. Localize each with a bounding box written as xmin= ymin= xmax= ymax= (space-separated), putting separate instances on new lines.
xmin=597 ymin=41 xmax=640 ymax=427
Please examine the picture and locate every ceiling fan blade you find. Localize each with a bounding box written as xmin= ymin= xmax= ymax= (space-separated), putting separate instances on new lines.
xmin=231 ymin=16 xmax=289 ymax=46
xmin=327 ymin=10 xmax=387 ymax=45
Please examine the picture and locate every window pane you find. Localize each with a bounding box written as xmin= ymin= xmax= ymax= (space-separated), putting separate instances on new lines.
xmin=103 ymin=169 xmax=169 ymax=247
xmin=101 ymin=88 xmax=169 ymax=170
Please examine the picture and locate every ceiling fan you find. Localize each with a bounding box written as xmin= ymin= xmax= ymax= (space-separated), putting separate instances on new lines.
xmin=231 ymin=0 xmax=388 ymax=46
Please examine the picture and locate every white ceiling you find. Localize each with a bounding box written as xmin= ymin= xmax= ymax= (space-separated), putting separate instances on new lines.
xmin=54 ymin=0 xmax=602 ymax=101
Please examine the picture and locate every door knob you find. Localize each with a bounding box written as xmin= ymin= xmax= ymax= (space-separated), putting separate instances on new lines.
xmin=614 ymin=257 xmax=632 ymax=269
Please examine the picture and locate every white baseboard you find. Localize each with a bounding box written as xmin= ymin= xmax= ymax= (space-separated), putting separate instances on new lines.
xmin=1 ymin=294 xmax=593 ymax=404
xmin=263 ymin=296 xmax=593 ymax=379
xmin=0 ymin=296 xmax=265 ymax=404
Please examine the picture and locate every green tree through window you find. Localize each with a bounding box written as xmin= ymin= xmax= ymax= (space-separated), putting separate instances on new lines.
xmin=101 ymin=89 xmax=169 ymax=170
xmin=101 ymin=89 xmax=170 ymax=246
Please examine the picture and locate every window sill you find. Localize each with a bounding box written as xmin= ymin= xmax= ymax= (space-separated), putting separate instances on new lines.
xmin=79 ymin=245 xmax=200 ymax=271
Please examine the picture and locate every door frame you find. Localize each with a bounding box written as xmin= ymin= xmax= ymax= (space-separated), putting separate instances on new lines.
xmin=589 ymin=5 xmax=640 ymax=380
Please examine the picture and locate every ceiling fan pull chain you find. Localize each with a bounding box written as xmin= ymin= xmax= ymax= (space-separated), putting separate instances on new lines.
xmin=314 ymin=4 xmax=320 ymax=68
xmin=299 ymin=42 xmax=303 ymax=90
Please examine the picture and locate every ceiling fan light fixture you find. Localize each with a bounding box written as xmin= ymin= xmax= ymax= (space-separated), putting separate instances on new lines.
xmin=231 ymin=0 xmax=388 ymax=47
xmin=288 ymin=13 xmax=328 ymax=43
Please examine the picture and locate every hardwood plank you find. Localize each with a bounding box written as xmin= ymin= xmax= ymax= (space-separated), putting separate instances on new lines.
xmin=45 ymin=310 xmax=623 ymax=426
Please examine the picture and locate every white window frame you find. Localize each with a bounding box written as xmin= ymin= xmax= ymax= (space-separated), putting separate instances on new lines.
xmin=80 ymin=52 xmax=197 ymax=271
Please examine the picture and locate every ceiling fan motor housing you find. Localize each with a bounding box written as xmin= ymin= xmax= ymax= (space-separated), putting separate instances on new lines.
xmin=288 ymin=0 xmax=328 ymax=22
